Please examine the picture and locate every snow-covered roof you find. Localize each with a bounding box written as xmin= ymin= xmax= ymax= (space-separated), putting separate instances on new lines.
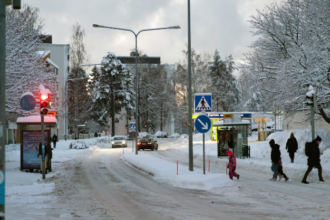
xmin=46 ymin=58 xmax=60 ymax=69
xmin=20 ymin=91 xmax=34 ymax=99
xmin=39 ymin=84 xmax=52 ymax=94
xmin=37 ymin=50 xmax=50 ymax=58
xmin=213 ymin=120 xmax=250 ymax=126
xmin=17 ymin=116 xmax=57 ymax=124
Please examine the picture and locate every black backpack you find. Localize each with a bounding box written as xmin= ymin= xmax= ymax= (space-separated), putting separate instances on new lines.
xmin=305 ymin=142 xmax=313 ymax=157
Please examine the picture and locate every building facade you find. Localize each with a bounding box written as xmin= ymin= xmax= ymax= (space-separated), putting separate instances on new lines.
xmin=42 ymin=43 xmax=70 ymax=138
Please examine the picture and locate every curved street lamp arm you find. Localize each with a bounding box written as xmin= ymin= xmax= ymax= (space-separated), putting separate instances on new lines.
xmin=137 ymin=25 xmax=181 ymax=36
xmin=93 ymin=24 xmax=136 ymax=36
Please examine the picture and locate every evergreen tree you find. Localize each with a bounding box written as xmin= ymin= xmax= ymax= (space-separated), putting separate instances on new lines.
xmin=209 ymin=50 xmax=240 ymax=112
xmin=90 ymin=52 xmax=134 ymax=135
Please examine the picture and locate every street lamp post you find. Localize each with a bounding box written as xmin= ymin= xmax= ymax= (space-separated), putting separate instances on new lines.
xmin=93 ymin=24 xmax=180 ymax=155
xmin=187 ymin=0 xmax=193 ymax=171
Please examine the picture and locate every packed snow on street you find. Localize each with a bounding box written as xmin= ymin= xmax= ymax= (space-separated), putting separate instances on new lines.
xmin=5 ymin=131 xmax=330 ymax=220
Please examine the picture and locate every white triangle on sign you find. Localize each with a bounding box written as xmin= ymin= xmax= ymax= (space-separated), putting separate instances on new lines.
xmin=130 ymin=124 xmax=136 ymax=130
xmin=196 ymin=96 xmax=211 ymax=111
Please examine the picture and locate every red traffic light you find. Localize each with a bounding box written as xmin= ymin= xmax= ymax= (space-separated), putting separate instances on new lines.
xmin=41 ymin=94 xmax=48 ymax=100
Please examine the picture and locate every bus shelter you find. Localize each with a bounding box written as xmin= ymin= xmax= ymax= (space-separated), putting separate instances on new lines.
xmin=16 ymin=116 xmax=57 ymax=172
xmin=213 ymin=120 xmax=250 ymax=159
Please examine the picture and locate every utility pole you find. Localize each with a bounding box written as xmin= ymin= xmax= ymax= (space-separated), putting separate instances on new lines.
xmin=187 ymin=0 xmax=194 ymax=171
xmin=1 ymin=1 xmax=21 ymax=219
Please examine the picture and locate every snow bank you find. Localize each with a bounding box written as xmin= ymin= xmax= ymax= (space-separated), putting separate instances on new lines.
xmin=69 ymin=137 xmax=112 ymax=149
xmin=122 ymin=152 xmax=234 ymax=192
xmin=265 ymin=129 xmax=330 ymax=155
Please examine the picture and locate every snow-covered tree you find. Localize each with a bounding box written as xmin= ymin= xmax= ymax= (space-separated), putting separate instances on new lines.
xmin=89 ymin=52 xmax=134 ymax=135
xmin=5 ymin=5 xmax=57 ymax=122
xmin=240 ymin=0 xmax=330 ymax=122
xmin=209 ymin=50 xmax=240 ymax=112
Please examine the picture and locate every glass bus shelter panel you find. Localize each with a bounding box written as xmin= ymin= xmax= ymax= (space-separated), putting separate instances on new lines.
xmin=217 ymin=127 xmax=236 ymax=157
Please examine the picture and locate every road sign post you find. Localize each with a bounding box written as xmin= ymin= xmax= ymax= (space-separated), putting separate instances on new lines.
xmin=195 ymin=115 xmax=211 ymax=175
xmin=129 ymin=122 xmax=137 ymax=153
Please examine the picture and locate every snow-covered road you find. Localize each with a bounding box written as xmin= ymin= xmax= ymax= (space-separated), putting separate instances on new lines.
xmin=46 ymin=145 xmax=265 ymax=220
xmin=6 ymin=138 xmax=330 ymax=220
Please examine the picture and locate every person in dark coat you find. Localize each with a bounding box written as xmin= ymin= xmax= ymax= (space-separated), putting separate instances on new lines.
xmin=286 ymin=132 xmax=298 ymax=163
xmin=52 ymin=134 xmax=57 ymax=148
xmin=94 ymin=132 xmax=98 ymax=137
xmin=269 ymin=139 xmax=280 ymax=181
xmin=302 ymin=136 xmax=324 ymax=184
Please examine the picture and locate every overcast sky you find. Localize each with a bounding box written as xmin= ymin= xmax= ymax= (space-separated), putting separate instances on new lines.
xmin=25 ymin=0 xmax=281 ymax=66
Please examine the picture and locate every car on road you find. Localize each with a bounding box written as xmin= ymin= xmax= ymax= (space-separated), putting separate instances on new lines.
xmin=111 ymin=136 xmax=127 ymax=148
xmin=180 ymin=134 xmax=188 ymax=138
xmin=155 ymin=131 xmax=169 ymax=138
xmin=170 ymin=133 xmax=180 ymax=138
xmin=137 ymin=138 xmax=158 ymax=151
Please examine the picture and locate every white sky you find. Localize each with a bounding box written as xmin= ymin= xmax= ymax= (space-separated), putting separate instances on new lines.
xmin=25 ymin=0 xmax=282 ymax=65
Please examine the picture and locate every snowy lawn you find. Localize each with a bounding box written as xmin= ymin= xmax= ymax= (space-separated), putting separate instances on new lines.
xmin=122 ymin=152 xmax=238 ymax=193
xmin=164 ymin=129 xmax=330 ymax=180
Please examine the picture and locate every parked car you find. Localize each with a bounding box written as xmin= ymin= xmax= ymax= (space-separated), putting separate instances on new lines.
xmin=155 ymin=131 xmax=169 ymax=138
xmin=180 ymin=134 xmax=188 ymax=138
xmin=170 ymin=133 xmax=180 ymax=138
xmin=137 ymin=138 xmax=158 ymax=151
xmin=111 ymin=136 xmax=127 ymax=148
xmin=138 ymin=132 xmax=150 ymax=138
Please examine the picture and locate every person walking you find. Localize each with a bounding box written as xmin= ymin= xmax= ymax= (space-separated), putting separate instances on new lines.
xmin=269 ymin=139 xmax=280 ymax=181
xmin=52 ymin=134 xmax=57 ymax=148
xmin=277 ymin=156 xmax=289 ymax=181
xmin=226 ymin=150 xmax=239 ymax=180
xmin=302 ymin=136 xmax=324 ymax=184
xmin=286 ymin=133 xmax=298 ymax=163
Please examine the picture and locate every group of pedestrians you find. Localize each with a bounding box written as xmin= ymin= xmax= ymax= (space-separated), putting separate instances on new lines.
xmin=225 ymin=132 xmax=325 ymax=184
xmin=269 ymin=132 xmax=324 ymax=184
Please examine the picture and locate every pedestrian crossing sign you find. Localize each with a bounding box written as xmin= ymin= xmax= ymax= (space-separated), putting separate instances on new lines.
xmin=129 ymin=122 xmax=137 ymax=132
xmin=194 ymin=93 xmax=212 ymax=112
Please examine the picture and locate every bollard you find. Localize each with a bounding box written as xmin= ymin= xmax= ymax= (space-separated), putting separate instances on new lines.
xmin=177 ymin=161 xmax=178 ymax=175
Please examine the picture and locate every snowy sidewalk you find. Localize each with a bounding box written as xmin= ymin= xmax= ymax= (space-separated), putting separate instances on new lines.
xmin=122 ymin=152 xmax=237 ymax=192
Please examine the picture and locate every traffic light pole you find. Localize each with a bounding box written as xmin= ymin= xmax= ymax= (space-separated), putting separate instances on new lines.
xmin=41 ymin=114 xmax=46 ymax=180
xmin=75 ymin=81 xmax=79 ymax=140
xmin=311 ymin=93 xmax=316 ymax=141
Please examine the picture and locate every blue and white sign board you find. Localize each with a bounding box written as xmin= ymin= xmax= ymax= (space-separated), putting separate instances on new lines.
xmin=20 ymin=93 xmax=36 ymax=111
xmin=129 ymin=122 xmax=137 ymax=132
xmin=194 ymin=93 xmax=212 ymax=112
xmin=195 ymin=115 xmax=211 ymax=133
xmin=0 ymin=169 xmax=4 ymax=205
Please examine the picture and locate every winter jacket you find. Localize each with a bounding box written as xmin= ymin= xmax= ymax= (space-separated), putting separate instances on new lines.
xmin=308 ymin=141 xmax=321 ymax=166
xmin=227 ymin=155 xmax=237 ymax=172
xmin=286 ymin=137 xmax=298 ymax=153
xmin=270 ymin=144 xmax=281 ymax=164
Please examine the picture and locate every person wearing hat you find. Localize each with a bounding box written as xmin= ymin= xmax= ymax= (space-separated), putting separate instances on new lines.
xmin=226 ymin=150 xmax=239 ymax=180
xmin=302 ymin=136 xmax=324 ymax=184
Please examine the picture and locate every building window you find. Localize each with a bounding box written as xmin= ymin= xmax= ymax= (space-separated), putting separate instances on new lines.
xmin=67 ymin=66 xmax=70 ymax=72
xmin=67 ymin=55 xmax=70 ymax=60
